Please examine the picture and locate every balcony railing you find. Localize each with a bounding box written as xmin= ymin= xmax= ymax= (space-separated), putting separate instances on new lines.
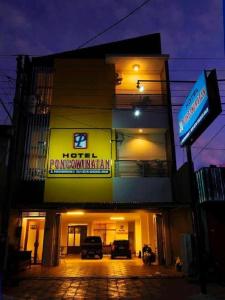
xmin=114 ymin=160 xmax=170 ymax=177
xmin=115 ymin=94 xmax=167 ymax=109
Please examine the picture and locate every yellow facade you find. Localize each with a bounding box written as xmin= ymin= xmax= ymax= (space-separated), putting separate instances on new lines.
xmin=44 ymin=59 xmax=115 ymax=202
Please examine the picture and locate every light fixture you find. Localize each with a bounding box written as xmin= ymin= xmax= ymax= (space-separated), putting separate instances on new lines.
xmin=136 ymin=81 xmax=144 ymax=92
xmin=66 ymin=211 xmax=85 ymax=215
xmin=139 ymin=85 xmax=144 ymax=92
xmin=110 ymin=217 xmax=125 ymax=220
xmin=23 ymin=217 xmax=45 ymax=220
xmin=132 ymin=64 xmax=140 ymax=71
xmin=134 ymin=108 xmax=141 ymax=117
xmin=138 ymin=129 xmax=143 ymax=133
xmin=115 ymin=73 xmax=122 ymax=85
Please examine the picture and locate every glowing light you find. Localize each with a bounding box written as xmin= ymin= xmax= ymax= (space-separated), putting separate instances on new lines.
xmin=132 ymin=64 xmax=140 ymax=71
xmin=139 ymin=85 xmax=144 ymax=92
xmin=110 ymin=217 xmax=125 ymax=220
xmin=138 ymin=129 xmax=143 ymax=133
xmin=23 ymin=217 xmax=45 ymax=220
xmin=66 ymin=211 xmax=85 ymax=215
xmin=134 ymin=109 xmax=141 ymax=117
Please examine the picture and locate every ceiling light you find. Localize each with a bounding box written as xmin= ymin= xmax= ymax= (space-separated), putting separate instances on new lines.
xmin=110 ymin=217 xmax=125 ymax=220
xmin=134 ymin=108 xmax=141 ymax=117
xmin=66 ymin=211 xmax=85 ymax=215
xmin=133 ymin=64 xmax=140 ymax=71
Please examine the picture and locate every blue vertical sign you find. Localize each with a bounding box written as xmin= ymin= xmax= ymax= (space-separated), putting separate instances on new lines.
xmin=224 ymin=0 xmax=225 ymax=53
xmin=178 ymin=71 xmax=209 ymax=146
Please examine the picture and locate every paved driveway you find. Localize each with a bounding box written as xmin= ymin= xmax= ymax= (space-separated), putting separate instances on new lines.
xmin=18 ymin=256 xmax=182 ymax=278
xmin=3 ymin=278 xmax=225 ymax=300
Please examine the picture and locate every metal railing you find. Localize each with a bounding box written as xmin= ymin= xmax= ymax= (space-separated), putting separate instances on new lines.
xmin=114 ymin=160 xmax=170 ymax=177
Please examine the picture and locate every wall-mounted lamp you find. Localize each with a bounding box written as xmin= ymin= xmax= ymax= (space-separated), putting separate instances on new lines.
xmin=139 ymin=85 xmax=144 ymax=92
xmin=115 ymin=73 xmax=122 ymax=85
xmin=136 ymin=81 xmax=144 ymax=92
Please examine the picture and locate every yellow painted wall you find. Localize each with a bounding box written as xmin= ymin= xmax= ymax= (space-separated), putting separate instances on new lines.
xmin=44 ymin=59 xmax=115 ymax=203
xmin=117 ymin=134 xmax=166 ymax=160
xmin=135 ymin=219 xmax=142 ymax=256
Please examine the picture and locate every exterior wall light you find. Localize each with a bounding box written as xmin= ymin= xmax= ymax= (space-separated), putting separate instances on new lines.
xmin=139 ymin=85 xmax=144 ymax=92
xmin=136 ymin=81 xmax=144 ymax=92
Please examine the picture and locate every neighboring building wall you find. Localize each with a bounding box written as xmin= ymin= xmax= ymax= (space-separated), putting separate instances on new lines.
xmin=0 ymin=128 xmax=11 ymax=195
xmin=169 ymin=207 xmax=193 ymax=260
xmin=196 ymin=167 xmax=225 ymax=203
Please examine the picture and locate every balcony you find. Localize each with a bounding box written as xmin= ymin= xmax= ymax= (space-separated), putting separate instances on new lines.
xmin=113 ymin=159 xmax=172 ymax=203
xmin=113 ymin=94 xmax=169 ymax=128
xmin=114 ymin=160 xmax=170 ymax=177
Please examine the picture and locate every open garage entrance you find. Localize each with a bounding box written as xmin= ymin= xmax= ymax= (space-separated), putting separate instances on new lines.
xmin=18 ymin=208 xmax=179 ymax=270
xmin=60 ymin=210 xmax=164 ymax=263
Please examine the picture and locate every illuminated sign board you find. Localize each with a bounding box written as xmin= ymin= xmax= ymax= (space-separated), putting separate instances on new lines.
xmin=47 ymin=129 xmax=112 ymax=177
xmin=178 ymin=70 xmax=221 ymax=146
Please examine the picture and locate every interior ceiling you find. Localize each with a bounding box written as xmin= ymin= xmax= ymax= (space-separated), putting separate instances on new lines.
xmin=61 ymin=211 xmax=153 ymax=222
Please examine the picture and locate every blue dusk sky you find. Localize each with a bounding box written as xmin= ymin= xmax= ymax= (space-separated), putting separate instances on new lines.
xmin=0 ymin=0 xmax=224 ymax=170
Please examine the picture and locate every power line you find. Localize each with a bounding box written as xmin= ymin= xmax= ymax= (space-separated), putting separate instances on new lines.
xmin=193 ymin=124 xmax=225 ymax=160
xmin=76 ymin=0 xmax=153 ymax=49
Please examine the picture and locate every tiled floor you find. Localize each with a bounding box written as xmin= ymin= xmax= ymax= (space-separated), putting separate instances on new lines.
xmin=4 ymin=278 xmax=225 ymax=300
xmin=19 ymin=256 xmax=182 ymax=278
xmin=3 ymin=257 xmax=225 ymax=299
xmin=3 ymin=278 xmax=200 ymax=299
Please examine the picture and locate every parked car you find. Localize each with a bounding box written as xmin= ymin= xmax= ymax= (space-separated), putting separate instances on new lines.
xmin=111 ymin=240 xmax=131 ymax=259
xmin=81 ymin=236 xmax=103 ymax=259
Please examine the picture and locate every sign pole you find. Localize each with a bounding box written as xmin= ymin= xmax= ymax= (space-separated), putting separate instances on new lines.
xmin=186 ymin=144 xmax=207 ymax=294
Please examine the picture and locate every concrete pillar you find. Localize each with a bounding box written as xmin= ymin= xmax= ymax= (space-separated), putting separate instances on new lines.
xmin=162 ymin=211 xmax=172 ymax=265
xmin=42 ymin=210 xmax=60 ymax=266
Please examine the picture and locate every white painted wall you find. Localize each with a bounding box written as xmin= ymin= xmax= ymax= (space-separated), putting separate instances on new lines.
xmin=113 ymin=177 xmax=172 ymax=203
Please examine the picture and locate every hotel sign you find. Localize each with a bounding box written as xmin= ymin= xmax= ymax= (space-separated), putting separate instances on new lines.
xmin=178 ymin=70 xmax=221 ymax=146
xmin=47 ymin=128 xmax=112 ymax=177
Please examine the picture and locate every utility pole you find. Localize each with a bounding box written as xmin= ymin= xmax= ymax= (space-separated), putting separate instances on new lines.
xmin=186 ymin=144 xmax=207 ymax=294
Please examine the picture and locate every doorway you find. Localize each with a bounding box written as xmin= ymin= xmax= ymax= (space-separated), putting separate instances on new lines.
xmin=67 ymin=225 xmax=87 ymax=254
xmin=23 ymin=218 xmax=45 ymax=264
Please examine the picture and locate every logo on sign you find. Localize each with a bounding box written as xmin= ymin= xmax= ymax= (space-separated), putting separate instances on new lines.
xmin=74 ymin=133 xmax=87 ymax=149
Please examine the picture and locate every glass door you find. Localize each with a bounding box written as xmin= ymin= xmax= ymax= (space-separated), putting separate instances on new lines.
xmin=67 ymin=225 xmax=87 ymax=254
xmin=24 ymin=218 xmax=45 ymax=264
